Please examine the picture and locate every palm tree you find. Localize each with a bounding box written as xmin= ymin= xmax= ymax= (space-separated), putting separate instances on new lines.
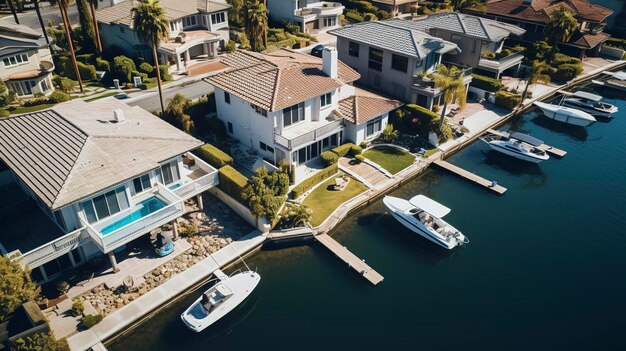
xmin=6 ymin=0 xmax=19 ymax=24
xmin=88 ymin=0 xmax=102 ymax=52
xmin=50 ymin=0 xmax=84 ymax=92
xmin=433 ymin=64 xmax=467 ymax=130
xmin=132 ymin=0 xmax=170 ymax=114
xmin=519 ymin=60 xmax=552 ymax=108
xmin=545 ymin=6 xmax=578 ymax=61
xmin=245 ymin=0 xmax=268 ymax=51
xmin=34 ymin=1 xmax=50 ymax=44
xmin=290 ymin=204 xmax=311 ymax=228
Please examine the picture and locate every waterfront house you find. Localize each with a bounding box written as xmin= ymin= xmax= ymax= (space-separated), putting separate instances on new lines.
xmin=370 ymin=0 xmax=418 ymax=17
xmin=96 ymin=0 xmax=230 ymax=73
xmin=205 ymin=48 xmax=402 ymax=180
xmin=0 ymin=23 xmax=54 ymax=99
xmin=267 ymin=0 xmax=344 ymax=33
xmin=462 ymin=0 xmax=613 ymax=59
xmin=328 ymin=20 xmax=465 ymax=110
xmin=0 ymin=99 xmax=219 ymax=283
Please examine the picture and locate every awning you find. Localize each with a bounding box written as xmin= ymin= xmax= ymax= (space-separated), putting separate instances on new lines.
xmin=409 ymin=195 xmax=451 ymax=218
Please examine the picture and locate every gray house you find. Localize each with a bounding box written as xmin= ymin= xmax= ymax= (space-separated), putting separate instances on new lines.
xmin=266 ymin=0 xmax=344 ymax=33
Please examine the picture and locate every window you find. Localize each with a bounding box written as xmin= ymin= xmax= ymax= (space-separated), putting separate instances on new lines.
xmin=2 ymin=53 xmax=29 ymax=67
xmin=251 ymin=104 xmax=267 ymax=116
xmin=348 ymin=41 xmax=359 ymax=57
xmin=159 ymin=160 xmax=180 ymax=185
xmin=40 ymin=78 xmax=49 ymax=92
xmin=132 ymin=173 xmax=152 ymax=194
xmin=227 ymin=122 xmax=233 ymax=134
xmin=81 ymin=187 xmax=128 ymax=223
xmin=266 ymin=145 xmax=274 ymax=153
xmin=183 ymin=16 xmax=197 ymax=27
xmin=366 ymin=117 xmax=382 ymax=136
xmin=323 ymin=17 xmax=336 ymax=27
xmin=169 ymin=22 xmax=176 ymax=32
xmin=320 ymin=92 xmax=331 ymax=107
xmin=283 ymin=102 xmax=305 ymax=127
xmin=368 ymin=48 xmax=383 ymax=71
xmin=224 ymin=92 xmax=230 ymax=104
xmin=211 ymin=12 xmax=226 ymax=25
xmin=8 ymin=81 xmax=35 ymax=96
xmin=202 ymin=15 xmax=207 ymax=26
xmin=260 ymin=141 xmax=267 ymax=151
xmin=391 ymin=54 xmax=408 ymax=72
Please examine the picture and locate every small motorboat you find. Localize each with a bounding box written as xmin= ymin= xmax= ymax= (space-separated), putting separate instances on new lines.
xmin=155 ymin=232 xmax=174 ymax=257
xmin=181 ymin=269 xmax=260 ymax=332
xmin=481 ymin=132 xmax=549 ymax=163
xmin=533 ymin=101 xmax=596 ymax=127
xmin=561 ymin=91 xmax=618 ymax=118
xmin=604 ymin=71 xmax=626 ymax=91
xmin=383 ymin=195 xmax=468 ymax=250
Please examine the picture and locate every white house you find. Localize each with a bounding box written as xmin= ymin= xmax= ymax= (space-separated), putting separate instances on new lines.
xmin=96 ymin=0 xmax=230 ymax=73
xmin=0 ymin=23 xmax=55 ymax=98
xmin=205 ymin=48 xmax=402 ymax=180
xmin=0 ymin=99 xmax=218 ymax=283
xmin=267 ymin=0 xmax=344 ymax=33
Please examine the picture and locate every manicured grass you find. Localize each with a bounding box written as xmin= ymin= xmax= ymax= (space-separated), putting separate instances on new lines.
xmin=363 ymin=145 xmax=416 ymax=174
xmin=423 ymin=147 xmax=440 ymax=159
xmin=302 ymin=176 xmax=368 ymax=227
xmin=9 ymin=103 xmax=56 ymax=115
xmin=84 ymin=91 xmax=119 ymax=102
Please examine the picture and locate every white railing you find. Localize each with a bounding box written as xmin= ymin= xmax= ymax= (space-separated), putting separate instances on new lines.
xmin=16 ymin=227 xmax=91 ymax=268
xmin=173 ymin=171 xmax=219 ymax=199
xmin=295 ymin=2 xmax=344 ymax=16
xmin=478 ymin=50 xmax=524 ymax=70
xmin=275 ymin=119 xmax=344 ymax=150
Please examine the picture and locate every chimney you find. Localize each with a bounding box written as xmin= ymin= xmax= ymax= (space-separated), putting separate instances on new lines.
xmin=322 ymin=47 xmax=338 ymax=79
xmin=113 ymin=109 xmax=125 ymax=123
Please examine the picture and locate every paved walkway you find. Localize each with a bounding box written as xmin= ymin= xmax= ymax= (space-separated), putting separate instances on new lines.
xmin=338 ymin=157 xmax=391 ymax=189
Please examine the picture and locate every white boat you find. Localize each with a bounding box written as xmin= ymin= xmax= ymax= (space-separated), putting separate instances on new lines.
xmin=383 ymin=195 xmax=468 ymax=250
xmin=481 ymin=132 xmax=549 ymax=163
xmin=600 ymin=71 xmax=626 ymax=91
xmin=562 ymin=91 xmax=618 ymax=118
xmin=181 ymin=269 xmax=260 ymax=332
xmin=533 ymin=101 xmax=596 ymax=127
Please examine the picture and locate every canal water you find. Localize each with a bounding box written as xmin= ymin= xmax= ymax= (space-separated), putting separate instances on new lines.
xmin=109 ymin=84 xmax=626 ymax=351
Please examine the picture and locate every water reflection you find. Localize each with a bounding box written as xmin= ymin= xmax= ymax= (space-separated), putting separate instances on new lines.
xmin=530 ymin=115 xmax=589 ymax=141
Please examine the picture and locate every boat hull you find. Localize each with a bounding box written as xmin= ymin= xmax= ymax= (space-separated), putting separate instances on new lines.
xmin=562 ymin=100 xmax=616 ymax=118
xmin=484 ymin=141 xmax=547 ymax=164
xmin=534 ymin=102 xmax=596 ymax=127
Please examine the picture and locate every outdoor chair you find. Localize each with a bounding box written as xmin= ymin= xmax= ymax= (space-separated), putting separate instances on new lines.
xmin=334 ymin=177 xmax=347 ymax=191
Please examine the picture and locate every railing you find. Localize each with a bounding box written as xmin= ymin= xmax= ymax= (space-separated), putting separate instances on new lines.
xmin=274 ymin=119 xmax=344 ymax=150
xmin=478 ymin=47 xmax=525 ymax=70
xmin=295 ymin=2 xmax=344 ymax=16
xmin=412 ymin=63 xmax=472 ymax=90
xmin=174 ymin=171 xmax=219 ymax=199
xmin=16 ymin=227 xmax=91 ymax=268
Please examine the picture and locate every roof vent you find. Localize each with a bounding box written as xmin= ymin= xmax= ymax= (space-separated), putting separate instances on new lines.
xmin=113 ymin=109 xmax=125 ymax=123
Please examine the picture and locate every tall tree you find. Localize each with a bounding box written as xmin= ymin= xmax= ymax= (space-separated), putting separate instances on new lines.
xmin=132 ymin=0 xmax=170 ymax=114
xmin=89 ymin=0 xmax=102 ymax=52
xmin=75 ymin=0 xmax=97 ymax=52
xmin=0 ymin=256 xmax=40 ymax=321
xmin=34 ymin=0 xmax=51 ymax=44
xmin=50 ymin=0 xmax=84 ymax=92
xmin=519 ymin=60 xmax=552 ymax=107
xmin=226 ymin=0 xmax=244 ymax=27
xmin=433 ymin=64 xmax=467 ymax=130
xmin=545 ymin=6 xmax=578 ymax=61
xmin=245 ymin=0 xmax=268 ymax=52
xmin=7 ymin=0 xmax=19 ymax=24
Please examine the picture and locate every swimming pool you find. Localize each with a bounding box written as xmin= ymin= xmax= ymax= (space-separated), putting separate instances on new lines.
xmin=169 ymin=183 xmax=182 ymax=190
xmin=100 ymin=197 xmax=167 ymax=235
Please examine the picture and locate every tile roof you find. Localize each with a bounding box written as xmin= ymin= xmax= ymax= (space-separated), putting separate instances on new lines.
xmin=334 ymin=87 xmax=403 ymax=125
xmin=0 ymin=23 xmax=47 ymax=54
xmin=205 ymin=49 xmax=361 ymax=112
xmin=329 ymin=21 xmax=459 ymax=59
xmin=97 ymin=0 xmax=231 ymax=26
xmin=569 ymin=31 xmax=609 ymax=48
xmin=0 ymin=100 xmax=202 ymax=210
xmin=464 ymin=0 xmax=613 ymax=24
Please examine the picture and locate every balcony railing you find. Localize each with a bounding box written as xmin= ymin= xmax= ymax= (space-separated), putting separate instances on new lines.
xmin=39 ymin=60 xmax=54 ymax=72
xmin=413 ymin=62 xmax=472 ymax=91
xmin=275 ymin=119 xmax=344 ymax=150
xmin=15 ymin=227 xmax=91 ymax=268
xmin=478 ymin=47 xmax=525 ymax=70
xmin=295 ymin=2 xmax=344 ymax=17
xmin=173 ymin=153 xmax=219 ymax=199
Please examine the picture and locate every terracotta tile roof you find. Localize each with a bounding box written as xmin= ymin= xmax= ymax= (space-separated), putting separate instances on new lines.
xmin=569 ymin=31 xmax=609 ymax=48
xmin=334 ymin=87 xmax=403 ymax=125
xmin=206 ymin=49 xmax=360 ymax=112
xmin=465 ymin=0 xmax=613 ymax=24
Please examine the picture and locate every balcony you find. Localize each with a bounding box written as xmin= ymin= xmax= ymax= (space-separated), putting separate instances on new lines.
xmin=15 ymin=227 xmax=91 ymax=269
xmin=275 ymin=119 xmax=344 ymax=150
xmin=412 ymin=62 xmax=473 ymax=95
xmin=171 ymin=152 xmax=219 ymax=200
xmin=39 ymin=60 xmax=54 ymax=73
xmin=85 ymin=183 xmax=184 ymax=253
xmin=478 ymin=47 xmax=525 ymax=73
xmin=294 ymin=2 xmax=344 ymax=17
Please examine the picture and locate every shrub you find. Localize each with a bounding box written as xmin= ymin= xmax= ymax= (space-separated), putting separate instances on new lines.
xmin=320 ymin=150 xmax=338 ymax=166
xmin=0 ymin=79 xmax=16 ymax=108
xmin=359 ymin=140 xmax=369 ymax=149
xmin=0 ymin=109 xmax=9 ymax=117
xmin=71 ymin=299 xmax=84 ymax=316
xmin=470 ymin=74 xmax=503 ymax=92
xmin=95 ymin=57 xmax=110 ymax=73
xmin=355 ymin=154 xmax=365 ymax=163
xmin=551 ymin=63 xmax=583 ymax=82
xmin=9 ymin=332 xmax=70 ymax=351
xmin=481 ymin=51 xmax=496 ymax=59
xmin=331 ymin=142 xmax=356 ymax=157
xmin=494 ymin=91 xmax=521 ymax=110
xmin=139 ymin=62 xmax=154 ymax=75
xmin=80 ymin=314 xmax=103 ymax=329
xmin=239 ymin=32 xmax=251 ymax=50
xmin=178 ymin=222 xmax=197 ymax=237
xmin=381 ymin=124 xmax=399 ymax=142
xmin=112 ymin=55 xmax=136 ymax=83
xmin=218 ymin=165 xmax=249 ymax=204
xmin=349 ymin=144 xmax=362 ymax=156
xmin=47 ymin=91 xmax=71 ymax=103
xmin=290 ymin=163 xmax=338 ymax=199
xmin=130 ymin=70 xmax=148 ymax=82
xmin=75 ymin=53 xmax=94 ymax=65
xmin=345 ymin=10 xmax=364 ymax=23
xmin=158 ymin=65 xmax=172 ymax=81
xmin=195 ymin=144 xmax=233 ymax=168
xmin=77 ymin=62 xmax=97 ymax=80
xmin=363 ymin=13 xmax=378 ymax=21
xmin=393 ymin=104 xmax=442 ymax=137
xmin=22 ymin=97 xmax=48 ymax=107
xmin=551 ymin=53 xmax=581 ymax=66
xmin=225 ymin=40 xmax=236 ymax=52
xmin=53 ymin=76 xmax=76 ymax=93
xmin=438 ymin=121 xmax=452 ymax=143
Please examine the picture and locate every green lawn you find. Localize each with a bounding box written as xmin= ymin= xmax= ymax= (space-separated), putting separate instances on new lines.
xmin=363 ymin=145 xmax=416 ymax=175
xmin=302 ymin=176 xmax=368 ymax=227
xmin=423 ymin=147 xmax=440 ymax=159
xmin=9 ymin=103 xmax=56 ymax=115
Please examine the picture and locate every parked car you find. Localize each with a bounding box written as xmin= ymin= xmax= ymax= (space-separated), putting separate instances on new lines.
xmin=310 ymin=44 xmax=325 ymax=58
xmin=114 ymin=93 xmax=129 ymax=100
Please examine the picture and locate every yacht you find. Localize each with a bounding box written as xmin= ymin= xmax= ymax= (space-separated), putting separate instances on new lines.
xmin=383 ymin=195 xmax=468 ymax=250
xmin=533 ymin=101 xmax=596 ymax=127
xmin=481 ymin=132 xmax=549 ymax=163
xmin=562 ymin=91 xmax=618 ymax=118
xmin=181 ymin=269 xmax=260 ymax=332
xmin=605 ymin=71 xmax=626 ymax=91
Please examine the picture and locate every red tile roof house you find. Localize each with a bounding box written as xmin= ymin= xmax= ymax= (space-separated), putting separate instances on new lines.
xmin=463 ymin=0 xmax=614 ymax=59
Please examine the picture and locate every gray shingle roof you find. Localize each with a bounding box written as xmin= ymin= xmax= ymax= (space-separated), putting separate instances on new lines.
xmin=0 ymin=23 xmax=47 ymax=55
xmin=0 ymin=100 xmax=202 ymax=210
xmin=329 ymin=21 xmax=459 ymax=59
xmin=97 ymin=0 xmax=230 ymax=26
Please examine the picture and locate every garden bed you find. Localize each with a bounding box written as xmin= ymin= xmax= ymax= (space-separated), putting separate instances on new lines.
xmin=362 ymin=145 xmax=416 ymax=175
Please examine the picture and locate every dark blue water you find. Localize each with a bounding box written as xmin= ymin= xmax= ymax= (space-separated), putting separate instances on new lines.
xmin=109 ymin=84 xmax=626 ymax=350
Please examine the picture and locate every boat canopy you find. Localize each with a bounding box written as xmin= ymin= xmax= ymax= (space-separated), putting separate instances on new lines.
xmin=409 ymin=195 xmax=451 ymax=218
xmin=573 ymin=91 xmax=603 ymax=101
xmin=613 ymin=71 xmax=626 ymax=81
xmin=510 ymin=132 xmax=543 ymax=147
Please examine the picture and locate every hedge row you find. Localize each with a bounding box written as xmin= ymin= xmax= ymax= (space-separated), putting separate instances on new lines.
xmin=495 ymin=91 xmax=521 ymax=110
xmin=470 ymin=74 xmax=503 ymax=92
xmin=195 ymin=144 xmax=233 ymax=169
xmin=218 ymin=165 xmax=249 ymax=204
xmin=331 ymin=142 xmax=356 ymax=157
xmin=290 ymin=163 xmax=338 ymax=199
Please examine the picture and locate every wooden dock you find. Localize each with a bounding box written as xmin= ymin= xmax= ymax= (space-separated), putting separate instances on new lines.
xmin=433 ymin=160 xmax=507 ymax=195
xmin=315 ymin=234 xmax=384 ymax=285
xmin=486 ymin=129 xmax=567 ymax=158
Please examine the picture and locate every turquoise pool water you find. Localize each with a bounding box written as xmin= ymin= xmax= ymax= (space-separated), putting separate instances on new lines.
xmin=169 ymin=183 xmax=182 ymax=191
xmin=100 ymin=197 xmax=167 ymax=235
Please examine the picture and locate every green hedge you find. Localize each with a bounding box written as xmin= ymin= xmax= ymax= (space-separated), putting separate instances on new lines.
xmin=551 ymin=63 xmax=583 ymax=82
xmin=195 ymin=144 xmax=233 ymax=168
xmin=345 ymin=10 xmax=364 ymax=22
xmin=331 ymin=142 xmax=356 ymax=157
xmin=80 ymin=314 xmax=103 ymax=329
xmin=470 ymin=74 xmax=502 ymax=92
xmin=218 ymin=165 xmax=249 ymax=204
xmin=48 ymin=91 xmax=70 ymax=103
xmin=320 ymin=150 xmax=338 ymax=166
xmin=350 ymin=144 xmax=362 ymax=156
xmin=291 ymin=163 xmax=338 ymax=199
xmin=96 ymin=57 xmax=110 ymax=73
xmin=495 ymin=91 xmax=521 ymax=110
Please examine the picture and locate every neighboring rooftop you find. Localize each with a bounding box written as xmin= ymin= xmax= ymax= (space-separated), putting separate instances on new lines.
xmin=334 ymin=88 xmax=403 ymax=125
xmin=329 ymin=21 xmax=459 ymax=59
xmin=0 ymin=23 xmax=46 ymax=55
xmin=205 ymin=49 xmax=360 ymax=112
xmin=464 ymin=0 xmax=613 ymax=24
xmin=0 ymin=100 xmax=202 ymax=210
xmin=97 ymin=0 xmax=231 ymax=26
